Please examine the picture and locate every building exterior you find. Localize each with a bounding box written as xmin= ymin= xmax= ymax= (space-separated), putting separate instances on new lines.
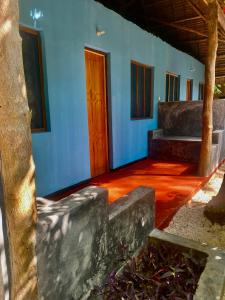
xmin=19 ymin=0 xmax=205 ymax=196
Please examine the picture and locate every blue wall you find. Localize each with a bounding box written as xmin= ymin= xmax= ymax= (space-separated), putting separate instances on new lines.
xmin=19 ymin=0 xmax=205 ymax=196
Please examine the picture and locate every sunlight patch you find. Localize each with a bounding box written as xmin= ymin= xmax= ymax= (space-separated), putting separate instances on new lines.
xmin=0 ymin=19 xmax=12 ymax=42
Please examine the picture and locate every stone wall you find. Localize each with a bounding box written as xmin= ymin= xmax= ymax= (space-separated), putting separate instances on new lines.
xmin=37 ymin=186 xmax=155 ymax=300
xmin=158 ymin=99 xmax=225 ymax=137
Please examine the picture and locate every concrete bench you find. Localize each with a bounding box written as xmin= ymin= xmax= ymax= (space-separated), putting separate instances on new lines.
xmin=148 ymin=129 xmax=224 ymax=175
xmin=149 ymin=134 xmax=203 ymax=163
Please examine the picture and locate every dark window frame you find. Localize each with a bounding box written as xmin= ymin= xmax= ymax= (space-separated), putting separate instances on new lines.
xmin=131 ymin=60 xmax=154 ymax=120
xmin=20 ymin=25 xmax=48 ymax=132
xmin=165 ymin=72 xmax=180 ymax=102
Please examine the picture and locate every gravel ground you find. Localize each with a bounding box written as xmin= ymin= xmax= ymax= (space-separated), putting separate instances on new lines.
xmin=165 ymin=163 xmax=225 ymax=249
xmin=165 ymin=204 xmax=225 ymax=249
xmin=165 ymin=163 xmax=225 ymax=299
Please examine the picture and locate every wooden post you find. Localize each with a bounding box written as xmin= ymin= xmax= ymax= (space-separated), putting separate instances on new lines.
xmin=198 ymin=0 xmax=218 ymax=176
xmin=0 ymin=1 xmax=38 ymax=299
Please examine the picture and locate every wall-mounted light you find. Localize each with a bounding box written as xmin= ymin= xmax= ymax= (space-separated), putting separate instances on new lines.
xmin=96 ymin=26 xmax=106 ymax=37
xmin=30 ymin=8 xmax=44 ymax=28
xmin=188 ymin=65 xmax=196 ymax=73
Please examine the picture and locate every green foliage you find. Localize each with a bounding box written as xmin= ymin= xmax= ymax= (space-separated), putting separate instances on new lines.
xmin=214 ymin=84 xmax=223 ymax=96
xmin=214 ymin=83 xmax=225 ymax=97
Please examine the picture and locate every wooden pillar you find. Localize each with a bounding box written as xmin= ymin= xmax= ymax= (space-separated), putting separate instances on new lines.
xmin=198 ymin=0 xmax=218 ymax=176
xmin=0 ymin=1 xmax=38 ymax=299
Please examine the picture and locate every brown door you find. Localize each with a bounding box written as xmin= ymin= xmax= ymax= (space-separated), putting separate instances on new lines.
xmin=186 ymin=79 xmax=192 ymax=101
xmin=85 ymin=48 xmax=109 ymax=177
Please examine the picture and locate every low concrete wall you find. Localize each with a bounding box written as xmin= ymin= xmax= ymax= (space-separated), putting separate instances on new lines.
xmin=37 ymin=185 xmax=155 ymax=300
xmin=158 ymin=100 xmax=225 ymax=137
xmin=37 ymin=187 xmax=109 ymax=300
xmin=108 ymin=187 xmax=155 ymax=271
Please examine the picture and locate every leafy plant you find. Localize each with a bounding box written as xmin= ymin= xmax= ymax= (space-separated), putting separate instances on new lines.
xmin=92 ymin=242 xmax=206 ymax=300
xmin=214 ymin=84 xmax=223 ymax=96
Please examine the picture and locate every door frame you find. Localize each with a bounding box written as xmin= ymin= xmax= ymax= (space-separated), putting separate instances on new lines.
xmin=84 ymin=47 xmax=113 ymax=176
xmin=186 ymin=79 xmax=193 ymax=101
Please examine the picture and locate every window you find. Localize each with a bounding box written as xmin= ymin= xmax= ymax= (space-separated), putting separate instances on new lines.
xmin=20 ymin=26 xmax=48 ymax=132
xmin=198 ymin=83 xmax=204 ymax=100
xmin=165 ymin=73 xmax=180 ymax=102
xmin=131 ymin=61 xmax=154 ymax=119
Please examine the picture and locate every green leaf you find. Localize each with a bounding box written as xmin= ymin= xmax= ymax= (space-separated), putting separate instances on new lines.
xmin=160 ymin=271 xmax=173 ymax=279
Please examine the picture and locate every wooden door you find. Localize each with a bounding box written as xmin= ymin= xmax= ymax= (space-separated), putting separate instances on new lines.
xmin=85 ymin=49 xmax=109 ymax=177
xmin=186 ymin=79 xmax=192 ymax=101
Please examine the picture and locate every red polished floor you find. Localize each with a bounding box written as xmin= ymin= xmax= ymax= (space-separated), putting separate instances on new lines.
xmin=90 ymin=159 xmax=206 ymax=228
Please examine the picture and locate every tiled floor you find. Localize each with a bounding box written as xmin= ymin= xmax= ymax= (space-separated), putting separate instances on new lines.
xmin=50 ymin=159 xmax=206 ymax=229
xmin=90 ymin=159 xmax=206 ymax=228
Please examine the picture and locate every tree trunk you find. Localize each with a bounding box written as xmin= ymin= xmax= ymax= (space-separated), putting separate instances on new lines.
xmin=0 ymin=1 xmax=38 ymax=299
xmin=204 ymin=174 xmax=225 ymax=225
xmin=198 ymin=0 xmax=218 ymax=177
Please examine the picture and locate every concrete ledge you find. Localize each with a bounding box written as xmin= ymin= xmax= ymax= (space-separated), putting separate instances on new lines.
xmin=148 ymin=129 xmax=164 ymax=139
xmin=108 ymin=187 xmax=155 ymax=270
xmin=150 ymin=229 xmax=225 ymax=300
xmin=96 ymin=229 xmax=225 ymax=300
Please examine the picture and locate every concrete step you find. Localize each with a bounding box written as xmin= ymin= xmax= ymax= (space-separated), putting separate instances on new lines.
xmin=150 ymin=136 xmax=217 ymax=163
xmin=157 ymin=136 xmax=202 ymax=142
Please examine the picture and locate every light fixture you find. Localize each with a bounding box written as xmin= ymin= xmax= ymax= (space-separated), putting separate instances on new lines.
xmin=188 ymin=65 xmax=196 ymax=73
xmin=96 ymin=26 xmax=106 ymax=37
xmin=30 ymin=8 xmax=44 ymax=28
